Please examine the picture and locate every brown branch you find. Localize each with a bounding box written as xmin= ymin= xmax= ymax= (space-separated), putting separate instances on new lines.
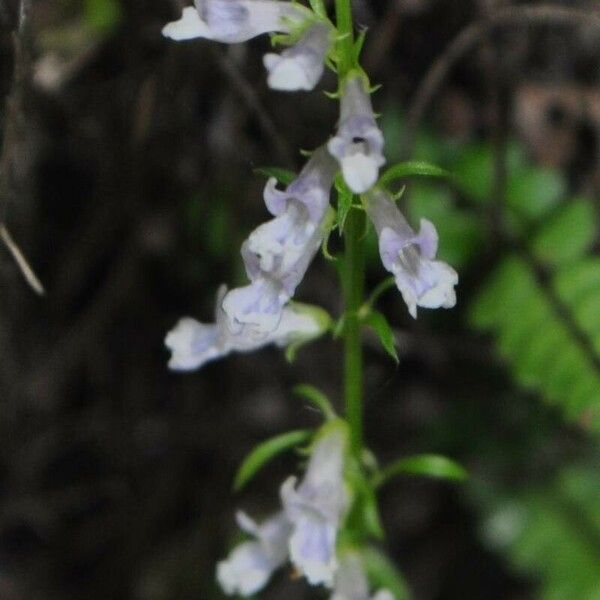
xmin=0 ymin=0 xmax=45 ymax=295
xmin=404 ymin=4 xmax=600 ymax=158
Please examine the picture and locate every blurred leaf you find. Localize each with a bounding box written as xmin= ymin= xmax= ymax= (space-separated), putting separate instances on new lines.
xmin=293 ymin=384 xmax=336 ymax=419
xmin=373 ymin=454 xmax=468 ymax=488
xmin=233 ymin=430 xmax=312 ymax=491
xmin=84 ymin=0 xmax=122 ymax=33
xmin=452 ymin=142 xmax=494 ymax=203
xmin=364 ymin=311 xmax=398 ymax=364
xmin=479 ymin=466 xmax=600 ymax=600
xmin=506 ymin=167 xmax=565 ymax=221
xmin=452 ymin=141 xmax=525 ymax=204
xmin=254 ymin=166 xmax=295 ymax=185
xmin=380 ymin=160 xmax=449 ymax=187
xmin=531 ymin=199 xmax=596 ymax=266
xmin=362 ymin=547 xmax=411 ymax=600
xmin=470 ymin=255 xmax=600 ymax=431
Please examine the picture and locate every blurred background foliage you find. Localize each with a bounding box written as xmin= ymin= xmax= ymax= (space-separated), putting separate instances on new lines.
xmin=0 ymin=0 xmax=599 ymax=599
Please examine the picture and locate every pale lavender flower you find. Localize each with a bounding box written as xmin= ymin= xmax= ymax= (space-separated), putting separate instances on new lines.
xmin=263 ymin=22 xmax=332 ymax=91
xmin=222 ymin=147 xmax=337 ymax=335
xmin=328 ymin=75 xmax=385 ymax=193
xmin=162 ymin=0 xmax=305 ymax=43
xmin=364 ymin=188 xmax=458 ymax=318
xmin=280 ymin=423 xmax=349 ymax=586
xmin=165 ymin=286 xmax=329 ymax=370
xmin=331 ymin=552 xmax=394 ymax=600
xmin=217 ymin=511 xmax=291 ymax=596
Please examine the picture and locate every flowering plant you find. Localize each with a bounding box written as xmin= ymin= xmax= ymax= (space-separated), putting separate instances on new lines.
xmin=162 ymin=0 xmax=465 ymax=596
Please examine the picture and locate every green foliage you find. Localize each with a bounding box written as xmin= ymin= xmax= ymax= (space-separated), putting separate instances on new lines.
xmin=335 ymin=174 xmax=354 ymax=234
xmin=373 ymin=454 xmax=468 ymax=488
xmin=233 ymin=429 xmax=312 ymax=491
xmin=364 ymin=310 xmax=398 ymax=364
xmin=532 ymin=199 xmax=596 ymax=266
xmin=362 ymin=547 xmax=411 ymax=600
xmin=84 ymin=0 xmax=122 ymax=33
xmin=293 ymin=384 xmax=337 ymax=419
xmin=471 ymin=256 xmax=600 ymax=431
xmin=379 ymin=160 xmax=450 ymax=188
xmin=479 ymin=465 xmax=600 ymax=600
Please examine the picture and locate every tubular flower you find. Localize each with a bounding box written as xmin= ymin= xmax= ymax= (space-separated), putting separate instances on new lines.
xmin=217 ymin=511 xmax=291 ymax=597
xmin=165 ymin=286 xmax=328 ymax=370
xmin=162 ymin=0 xmax=305 ymax=43
xmin=222 ymin=147 xmax=337 ymax=335
xmin=331 ymin=552 xmax=394 ymax=600
xmin=280 ymin=422 xmax=349 ymax=586
xmin=364 ymin=188 xmax=458 ymax=318
xmin=263 ymin=22 xmax=332 ymax=91
xmin=327 ymin=75 xmax=385 ymax=193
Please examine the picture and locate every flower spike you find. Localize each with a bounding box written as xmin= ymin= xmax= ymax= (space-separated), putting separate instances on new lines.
xmin=364 ymin=188 xmax=458 ymax=318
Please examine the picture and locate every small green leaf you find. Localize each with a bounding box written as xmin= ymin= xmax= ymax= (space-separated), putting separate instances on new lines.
xmin=531 ymin=199 xmax=596 ymax=266
xmin=233 ymin=430 xmax=312 ymax=492
xmin=335 ymin=175 xmax=354 ymax=234
xmin=365 ymin=311 xmax=398 ymax=364
xmin=346 ymin=466 xmax=385 ymax=540
xmin=373 ymin=454 xmax=468 ymax=488
xmin=380 ymin=161 xmax=449 ymax=187
xmin=506 ymin=167 xmax=565 ymax=221
xmin=84 ymin=0 xmax=122 ymax=33
xmin=254 ymin=166 xmax=296 ymax=185
xmin=293 ymin=384 xmax=337 ymax=419
xmin=361 ymin=547 xmax=411 ymax=600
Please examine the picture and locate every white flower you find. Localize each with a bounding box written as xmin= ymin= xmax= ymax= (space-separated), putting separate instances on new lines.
xmin=331 ymin=552 xmax=394 ymax=600
xmin=223 ymin=147 xmax=337 ymax=335
xmin=165 ymin=286 xmax=328 ymax=370
xmin=280 ymin=423 xmax=349 ymax=586
xmin=328 ymin=75 xmax=385 ymax=193
xmin=217 ymin=511 xmax=291 ymax=596
xmin=162 ymin=0 xmax=305 ymax=43
xmin=364 ymin=188 xmax=458 ymax=318
xmin=263 ymin=22 xmax=332 ymax=91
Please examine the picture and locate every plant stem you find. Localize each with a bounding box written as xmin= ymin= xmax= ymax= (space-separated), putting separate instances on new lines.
xmin=335 ymin=0 xmax=354 ymax=77
xmin=335 ymin=0 xmax=364 ymax=457
xmin=343 ymin=209 xmax=365 ymax=457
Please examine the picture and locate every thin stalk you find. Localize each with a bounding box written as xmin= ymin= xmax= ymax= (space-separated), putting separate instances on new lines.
xmin=343 ymin=209 xmax=365 ymax=456
xmin=335 ymin=0 xmax=364 ymax=457
xmin=335 ymin=0 xmax=354 ymax=77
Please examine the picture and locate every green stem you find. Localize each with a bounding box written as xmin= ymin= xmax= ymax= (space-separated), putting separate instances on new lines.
xmin=343 ymin=209 xmax=365 ymax=457
xmin=335 ymin=0 xmax=354 ymax=77
xmin=335 ymin=0 xmax=363 ymax=457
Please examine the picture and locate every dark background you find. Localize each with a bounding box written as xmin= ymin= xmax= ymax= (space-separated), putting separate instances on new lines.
xmin=0 ymin=0 xmax=599 ymax=598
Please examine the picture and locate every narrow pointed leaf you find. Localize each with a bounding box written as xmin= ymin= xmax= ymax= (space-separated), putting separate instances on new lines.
xmin=293 ymin=384 xmax=337 ymax=419
xmin=234 ymin=429 xmax=312 ymax=492
xmin=380 ymin=160 xmax=449 ymax=187
xmin=374 ymin=454 xmax=468 ymax=488
xmin=365 ymin=311 xmax=398 ymax=364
